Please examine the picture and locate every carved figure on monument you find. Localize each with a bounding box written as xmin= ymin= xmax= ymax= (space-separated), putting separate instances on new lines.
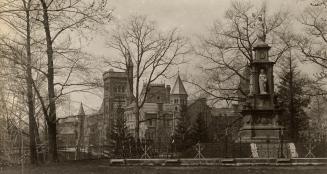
xmin=259 ymin=69 xmax=267 ymax=94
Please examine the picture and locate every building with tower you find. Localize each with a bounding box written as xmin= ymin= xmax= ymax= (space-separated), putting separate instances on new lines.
xmin=124 ymin=73 xmax=188 ymax=151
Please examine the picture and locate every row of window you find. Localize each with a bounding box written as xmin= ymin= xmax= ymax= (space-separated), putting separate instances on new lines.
xmin=114 ymin=86 xmax=126 ymax=93
xmin=171 ymin=98 xmax=186 ymax=104
xmin=104 ymin=85 xmax=126 ymax=93
xmin=148 ymin=118 xmax=174 ymax=127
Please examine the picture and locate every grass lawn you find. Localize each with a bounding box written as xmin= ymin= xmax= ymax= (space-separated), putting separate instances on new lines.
xmin=2 ymin=159 xmax=327 ymax=174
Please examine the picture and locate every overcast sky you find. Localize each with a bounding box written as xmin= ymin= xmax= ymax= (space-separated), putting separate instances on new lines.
xmin=69 ymin=0 xmax=311 ymax=115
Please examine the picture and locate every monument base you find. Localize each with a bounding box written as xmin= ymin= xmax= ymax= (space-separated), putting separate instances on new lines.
xmin=238 ymin=125 xmax=298 ymax=158
xmin=238 ymin=125 xmax=283 ymax=143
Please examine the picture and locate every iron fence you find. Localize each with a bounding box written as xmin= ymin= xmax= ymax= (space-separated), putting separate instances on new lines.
xmin=3 ymin=139 xmax=326 ymax=164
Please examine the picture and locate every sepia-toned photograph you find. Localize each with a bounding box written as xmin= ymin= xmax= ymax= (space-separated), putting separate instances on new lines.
xmin=0 ymin=0 xmax=327 ymax=173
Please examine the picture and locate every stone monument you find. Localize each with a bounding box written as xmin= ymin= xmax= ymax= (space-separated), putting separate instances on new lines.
xmin=238 ymin=35 xmax=296 ymax=158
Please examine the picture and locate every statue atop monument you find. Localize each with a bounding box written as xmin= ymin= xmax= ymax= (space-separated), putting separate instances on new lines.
xmin=255 ymin=14 xmax=266 ymax=42
xmin=259 ymin=69 xmax=267 ymax=94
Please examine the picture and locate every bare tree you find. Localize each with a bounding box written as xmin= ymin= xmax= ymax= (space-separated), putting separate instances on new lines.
xmin=298 ymin=3 xmax=327 ymax=86
xmin=23 ymin=0 xmax=38 ymax=164
xmin=193 ymin=1 xmax=289 ymax=104
xmin=0 ymin=52 xmax=21 ymax=164
xmin=0 ymin=0 xmax=112 ymax=162
xmin=107 ymin=15 xmax=188 ymax=139
xmin=36 ymin=0 xmax=112 ymax=162
xmin=0 ymin=38 xmax=34 ymax=164
xmin=0 ymin=0 xmax=43 ymax=164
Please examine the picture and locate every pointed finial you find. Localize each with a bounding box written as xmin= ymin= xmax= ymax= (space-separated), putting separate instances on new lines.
xmin=177 ymin=68 xmax=180 ymax=77
xmin=78 ymin=102 xmax=85 ymax=116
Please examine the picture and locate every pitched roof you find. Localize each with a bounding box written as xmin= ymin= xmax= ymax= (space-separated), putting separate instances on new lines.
xmin=78 ymin=103 xmax=85 ymax=116
xmin=171 ymin=74 xmax=187 ymax=95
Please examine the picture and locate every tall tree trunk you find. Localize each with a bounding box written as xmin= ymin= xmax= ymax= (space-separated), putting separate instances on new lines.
xmin=24 ymin=0 xmax=38 ymax=164
xmin=289 ymin=52 xmax=295 ymax=142
xmin=40 ymin=0 xmax=58 ymax=162
xmin=47 ymin=121 xmax=57 ymax=161
xmin=135 ymin=105 xmax=140 ymax=140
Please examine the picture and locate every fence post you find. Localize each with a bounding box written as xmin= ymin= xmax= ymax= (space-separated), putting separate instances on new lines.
xmin=239 ymin=136 xmax=242 ymax=158
xmin=266 ymin=136 xmax=270 ymax=158
xmin=225 ymin=129 xmax=228 ymax=158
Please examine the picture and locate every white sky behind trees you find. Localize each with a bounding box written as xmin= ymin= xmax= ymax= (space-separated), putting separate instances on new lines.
xmin=10 ymin=0 xmax=311 ymax=115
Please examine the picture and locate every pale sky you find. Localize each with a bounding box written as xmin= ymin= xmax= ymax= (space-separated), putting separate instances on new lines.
xmin=68 ymin=0 xmax=310 ymax=115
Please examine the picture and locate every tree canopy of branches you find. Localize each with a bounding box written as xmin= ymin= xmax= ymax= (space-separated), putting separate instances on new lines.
xmin=35 ymin=0 xmax=112 ymax=162
xmin=194 ymin=1 xmax=289 ymax=103
xmin=298 ymin=3 xmax=327 ymax=86
xmin=107 ymin=15 xmax=188 ymax=139
xmin=0 ymin=0 xmax=112 ymax=163
xmin=0 ymin=0 xmax=44 ymax=164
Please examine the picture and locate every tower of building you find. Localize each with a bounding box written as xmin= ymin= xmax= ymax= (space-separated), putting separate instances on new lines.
xmin=170 ymin=73 xmax=188 ymax=106
xmin=76 ymin=103 xmax=85 ymax=152
xmin=102 ymin=58 xmax=134 ymax=144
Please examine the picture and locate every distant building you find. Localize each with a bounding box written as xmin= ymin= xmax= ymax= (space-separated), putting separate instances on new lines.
xmin=57 ymin=103 xmax=103 ymax=148
xmin=186 ymin=98 xmax=241 ymax=142
xmin=57 ymin=63 xmax=242 ymax=156
xmin=57 ymin=115 xmax=78 ymax=147
xmin=57 ymin=58 xmax=133 ymax=152
xmin=124 ymin=73 xmax=188 ymax=151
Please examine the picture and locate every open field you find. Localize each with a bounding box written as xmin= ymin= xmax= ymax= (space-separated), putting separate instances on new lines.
xmin=2 ymin=159 xmax=327 ymax=174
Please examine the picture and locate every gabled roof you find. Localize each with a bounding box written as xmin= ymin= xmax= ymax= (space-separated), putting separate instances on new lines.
xmin=78 ymin=103 xmax=85 ymax=116
xmin=171 ymin=74 xmax=187 ymax=95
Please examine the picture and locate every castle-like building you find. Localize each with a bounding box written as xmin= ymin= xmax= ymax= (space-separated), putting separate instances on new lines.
xmin=57 ymin=60 xmax=242 ymax=158
xmin=57 ymin=60 xmax=190 ymax=152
